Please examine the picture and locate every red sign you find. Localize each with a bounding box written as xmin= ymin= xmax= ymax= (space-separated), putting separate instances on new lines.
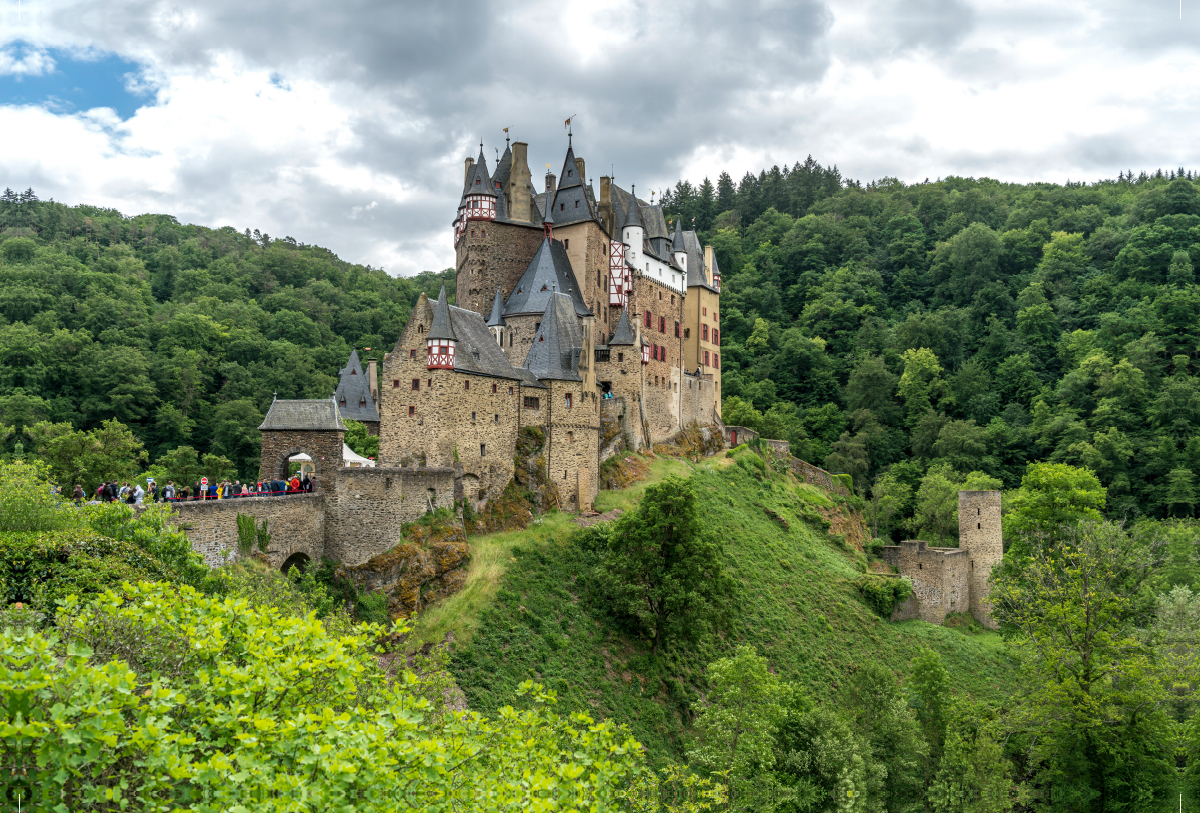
xmin=201 ymin=477 xmax=209 ymax=486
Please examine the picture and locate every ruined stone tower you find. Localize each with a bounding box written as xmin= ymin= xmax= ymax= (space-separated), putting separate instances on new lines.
xmin=958 ymin=490 xmax=1002 ymax=629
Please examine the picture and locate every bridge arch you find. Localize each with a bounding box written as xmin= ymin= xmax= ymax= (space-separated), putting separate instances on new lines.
xmin=281 ymin=551 xmax=311 ymax=574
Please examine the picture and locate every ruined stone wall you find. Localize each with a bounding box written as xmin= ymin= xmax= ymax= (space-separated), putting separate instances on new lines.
xmin=888 ymin=541 xmax=969 ymax=624
xmin=163 ymin=494 xmax=326 ymax=570
xmin=323 ymin=467 xmax=456 ymax=565
xmin=455 ymin=220 xmax=545 ymax=316
xmin=259 ymin=429 xmax=344 ymax=482
xmin=544 ymin=380 xmax=600 ymax=511
xmin=959 ymin=490 xmax=1002 ymax=629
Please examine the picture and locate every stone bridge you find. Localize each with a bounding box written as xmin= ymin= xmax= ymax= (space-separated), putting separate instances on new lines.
xmin=163 ymin=466 xmax=456 ymax=571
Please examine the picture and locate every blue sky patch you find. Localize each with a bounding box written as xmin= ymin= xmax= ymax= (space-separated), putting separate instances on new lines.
xmin=0 ymin=43 xmax=150 ymax=119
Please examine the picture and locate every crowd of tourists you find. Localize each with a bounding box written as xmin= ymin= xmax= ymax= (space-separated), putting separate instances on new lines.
xmin=76 ymin=474 xmax=316 ymax=505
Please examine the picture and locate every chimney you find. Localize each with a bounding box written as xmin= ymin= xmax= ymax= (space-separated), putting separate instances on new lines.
xmin=510 ymin=142 xmax=531 ymax=223
xmin=600 ymin=176 xmax=612 ymax=234
xmin=545 ymin=171 xmax=556 ymax=197
xmin=464 ymin=157 xmax=474 ymax=186
xmin=575 ymin=157 xmax=585 ymax=183
xmin=366 ymin=357 xmax=379 ymax=405
xmin=703 ymin=245 xmax=715 ymax=285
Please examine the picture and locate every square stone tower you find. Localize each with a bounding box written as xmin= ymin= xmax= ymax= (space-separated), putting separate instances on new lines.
xmin=959 ymin=490 xmax=1002 ymax=629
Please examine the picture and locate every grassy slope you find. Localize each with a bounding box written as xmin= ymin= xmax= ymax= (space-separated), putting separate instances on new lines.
xmin=414 ymin=449 xmax=1018 ymax=764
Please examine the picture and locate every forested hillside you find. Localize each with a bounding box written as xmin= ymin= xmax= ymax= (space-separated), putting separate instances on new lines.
xmin=0 ymin=189 xmax=451 ymax=479
xmin=664 ymin=165 xmax=1200 ymax=532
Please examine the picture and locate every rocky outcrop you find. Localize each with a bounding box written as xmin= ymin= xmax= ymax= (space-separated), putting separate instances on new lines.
xmin=342 ymin=525 xmax=469 ymax=618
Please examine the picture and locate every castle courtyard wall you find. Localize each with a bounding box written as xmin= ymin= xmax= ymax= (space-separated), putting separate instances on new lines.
xmin=259 ymin=429 xmax=344 ymax=482
xmin=544 ymin=380 xmax=600 ymax=511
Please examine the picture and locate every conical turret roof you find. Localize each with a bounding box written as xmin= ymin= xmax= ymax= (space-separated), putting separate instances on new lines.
xmin=523 ymin=292 xmax=583 ymax=383
xmin=464 ymin=146 xmax=497 ymax=197
xmin=486 ymin=288 xmax=506 ymax=327
xmin=427 ymin=284 xmax=458 ymax=341
xmin=622 ymin=184 xmax=643 ymax=230
xmin=610 ymin=307 xmax=636 ymax=345
xmin=557 ymin=144 xmax=582 ymax=190
xmin=334 ymin=349 xmax=380 ymax=422
xmin=672 ymin=217 xmax=685 ymax=251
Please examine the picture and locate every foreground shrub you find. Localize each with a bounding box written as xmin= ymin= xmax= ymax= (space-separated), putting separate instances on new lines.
xmin=1 ymin=580 xmax=644 ymax=811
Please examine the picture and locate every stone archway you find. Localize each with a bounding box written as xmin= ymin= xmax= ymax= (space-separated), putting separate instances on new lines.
xmin=269 ymin=446 xmax=331 ymax=488
xmin=281 ymin=551 xmax=310 ymax=574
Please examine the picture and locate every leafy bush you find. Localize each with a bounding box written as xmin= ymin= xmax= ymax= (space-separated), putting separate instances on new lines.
xmin=1 ymin=581 xmax=645 ymax=810
xmin=856 ymin=575 xmax=914 ymax=618
xmin=0 ymin=459 xmax=82 ymax=533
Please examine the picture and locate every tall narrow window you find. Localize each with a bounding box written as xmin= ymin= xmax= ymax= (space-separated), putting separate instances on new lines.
xmin=565 ymin=393 xmax=573 ymax=408
xmin=411 ymin=378 xmax=419 ymax=390
xmin=408 ymin=405 xmax=415 ymax=416
xmin=480 ymin=443 xmax=487 ymax=456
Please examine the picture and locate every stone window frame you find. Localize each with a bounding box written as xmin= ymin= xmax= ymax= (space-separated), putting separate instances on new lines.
xmin=465 ymin=380 xmax=470 ymax=391
xmin=492 ymin=383 xmax=497 ymax=393
xmin=409 ymin=349 xmax=416 ymax=358
xmin=411 ymin=378 xmax=419 ymax=390
xmin=408 ymin=405 xmax=415 ymax=416
xmin=393 ymin=379 xmax=400 ymax=388
xmin=617 ymin=352 xmax=624 ymax=362
xmin=565 ymin=393 xmax=573 ymax=409
xmin=523 ymin=396 xmax=541 ymax=409
xmin=480 ymin=443 xmax=487 ymax=456
xmin=508 ymin=386 xmax=514 ymax=395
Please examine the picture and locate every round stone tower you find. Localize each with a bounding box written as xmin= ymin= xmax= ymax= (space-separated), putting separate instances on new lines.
xmin=958 ymin=490 xmax=1002 ymax=629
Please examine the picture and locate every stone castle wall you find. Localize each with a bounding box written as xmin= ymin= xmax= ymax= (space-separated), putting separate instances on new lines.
xmin=544 ymin=380 xmax=600 ymax=511
xmin=959 ymin=490 xmax=1002 ymax=629
xmin=323 ymin=467 xmax=457 ymax=565
xmin=163 ymin=494 xmax=326 ymax=569
xmin=455 ymin=220 xmax=546 ymax=316
xmin=681 ymin=375 xmax=719 ymax=427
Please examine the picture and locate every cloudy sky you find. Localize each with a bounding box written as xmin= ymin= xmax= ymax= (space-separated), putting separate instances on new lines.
xmin=1 ymin=0 xmax=1197 ymax=275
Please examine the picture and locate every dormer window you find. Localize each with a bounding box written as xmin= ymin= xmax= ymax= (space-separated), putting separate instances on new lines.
xmin=475 ymin=178 xmax=480 ymax=185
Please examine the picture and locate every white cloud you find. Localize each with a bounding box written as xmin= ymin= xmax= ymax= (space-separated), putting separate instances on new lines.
xmin=2 ymin=0 xmax=1200 ymax=276
xmin=0 ymin=46 xmax=55 ymax=76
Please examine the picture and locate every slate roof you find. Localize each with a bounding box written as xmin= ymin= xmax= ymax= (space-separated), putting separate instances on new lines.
xmin=334 ymin=349 xmax=380 ymax=423
xmin=621 ymin=185 xmax=643 ymax=230
xmin=609 ymin=306 xmax=636 ymax=345
xmin=523 ymin=292 xmax=583 ymax=383
xmin=486 ymin=288 xmax=506 ymax=327
xmin=259 ymin=398 xmax=348 ymax=432
xmin=424 ymin=293 xmax=532 ymax=383
xmin=503 ymin=238 xmax=592 ymax=318
xmin=493 ymin=143 xmax=512 ymax=189
xmin=551 ymin=171 xmax=596 ymax=227
xmin=427 ymin=284 xmax=458 ymax=341
xmin=463 ymin=147 xmax=497 ymax=198
xmin=557 ymin=144 xmax=583 ymax=190
xmin=672 ymin=217 xmax=685 ymax=252
xmin=684 ymin=230 xmax=719 ymax=292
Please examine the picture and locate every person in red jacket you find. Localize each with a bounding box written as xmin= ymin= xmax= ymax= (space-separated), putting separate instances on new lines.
xmin=288 ymin=475 xmax=301 ymax=493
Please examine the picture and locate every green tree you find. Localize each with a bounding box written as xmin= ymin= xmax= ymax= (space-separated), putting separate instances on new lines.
xmin=927 ymin=703 xmax=1013 ymax=813
xmin=908 ymin=649 xmax=951 ymax=791
xmin=867 ymin=470 xmax=913 ymax=541
xmin=991 ymin=521 xmax=1174 ymax=812
xmin=843 ymin=662 xmax=927 ymax=813
xmin=27 ymin=418 xmax=147 ymax=492
xmin=595 ymin=476 xmax=734 ymax=654
xmin=344 ymin=418 xmax=380 ymax=460
xmin=688 ymin=645 xmax=789 ymax=811
xmin=898 ymin=349 xmax=943 ymax=429
xmin=1002 ymin=462 xmax=1105 ymax=548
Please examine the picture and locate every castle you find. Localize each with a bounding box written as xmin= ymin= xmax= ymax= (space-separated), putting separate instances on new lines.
xmin=880 ymin=491 xmax=1002 ymax=629
xmin=370 ymin=134 xmax=724 ymax=512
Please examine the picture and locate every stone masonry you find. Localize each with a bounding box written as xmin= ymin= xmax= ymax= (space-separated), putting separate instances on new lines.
xmin=880 ymin=490 xmax=1003 ymax=628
